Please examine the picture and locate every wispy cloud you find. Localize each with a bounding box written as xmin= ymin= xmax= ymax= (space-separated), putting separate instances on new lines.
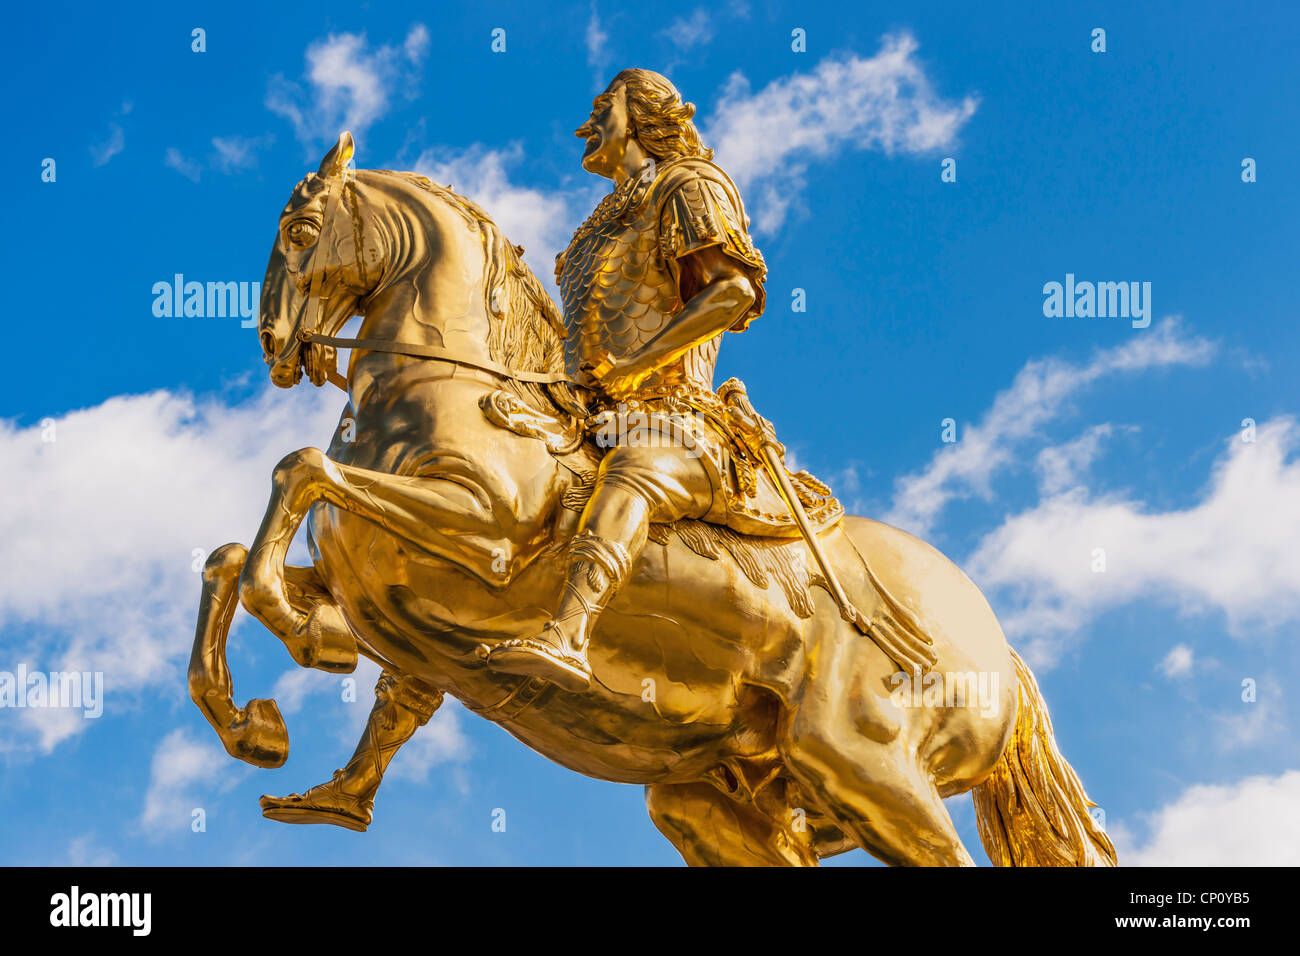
xmin=706 ymin=33 xmax=978 ymax=232
xmin=164 ymin=135 xmax=275 ymax=181
xmin=268 ymin=24 xmax=429 ymax=150
xmin=163 ymin=147 xmax=202 ymax=182
xmin=663 ymin=9 xmax=713 ymax=50
xmin=90 ymin=124 xmax=125 ymax=167
xmin=885 ymin=319 xmax=1216 ymax=538
xmin=1158 ymin=644 xmax=1194 ymax=679
xmin=66 ymin=834 xmax=117 ymax=866
xmin=211 ymin=134 xmax=273 ymax=173
xmin=585 ymin=3 xmax=610 ymax=85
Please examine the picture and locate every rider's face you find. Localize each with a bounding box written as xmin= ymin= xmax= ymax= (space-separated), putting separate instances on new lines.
xmin=576 ymin=82 xmax=632 ymax=181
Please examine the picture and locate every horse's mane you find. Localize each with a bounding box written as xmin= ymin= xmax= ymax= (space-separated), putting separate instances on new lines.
xmin=380 ymin=171 xmax=582 ymax=416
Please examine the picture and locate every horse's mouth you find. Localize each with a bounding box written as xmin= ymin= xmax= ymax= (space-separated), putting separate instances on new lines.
xmin=268 ymin=345 xmax=305 ymax=388
xmin=270 ymin=359 xmax=304 ymax=388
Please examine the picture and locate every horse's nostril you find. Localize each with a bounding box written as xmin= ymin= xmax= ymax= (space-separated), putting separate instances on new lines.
xmin=260 ymin=330 xmax=276 ymax=355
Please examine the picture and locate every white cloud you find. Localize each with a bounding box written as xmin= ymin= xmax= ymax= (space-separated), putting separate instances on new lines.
xmin=90 ymin=123 xmax=125 ymax=167
xmin=586 ymin=3 xmax=609 ymax=73
xmin=211 ymin=134 xmax=271 ymax=173
xmin=1213 ymin=697 xmax=1283 ymax=751
xmin=404 ymin=23 xmax=430 ymax=62
xmin=268 ymin=24 xmax=428 ymax=149
xmin=885 ymin=319 xmax=1216 ymax=538
xmin=1158 ymin=644 xmax=1194 ymax=679
xmin=1116 ymin=771 xmax=1300 ymax=865
xmin=140 ymin=728 xmax=233 ymax=835
xmin=66 ymin=835 xmax=117 ymax=866
xmin=663 ymin=10 xmax=713 ymax=50
xmin=966 ymin=416 xmax=1300 ymax=662
xmin=0 ymin=383 xmax=342 ymax=753
xmin=164 ymin=147 xmax=201 ymax=182
xmin=705 ymin=33 xmax=978 ymax=232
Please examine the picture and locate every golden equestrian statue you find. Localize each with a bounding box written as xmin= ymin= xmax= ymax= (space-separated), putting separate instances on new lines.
xmin=188 ymin=69 xmax=1115 ymax=866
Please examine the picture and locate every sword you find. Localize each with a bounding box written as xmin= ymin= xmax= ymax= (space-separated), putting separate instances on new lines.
xmin=718 ymin=380 xmax=938 ymax=674
xmin=718 ymin=380 xmax=870 ymax=635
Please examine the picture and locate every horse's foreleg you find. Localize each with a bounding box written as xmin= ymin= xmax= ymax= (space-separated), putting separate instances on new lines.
xmin=239 ymin=446 xmax=524 ymax=671
xmin=189 ymin=543 xmax=290 ymax=767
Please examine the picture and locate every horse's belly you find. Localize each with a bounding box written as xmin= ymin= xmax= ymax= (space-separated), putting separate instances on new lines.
xmin=309 ymin=507 xmax=764 ymax=784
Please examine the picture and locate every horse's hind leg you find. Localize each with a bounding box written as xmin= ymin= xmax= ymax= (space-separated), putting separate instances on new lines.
xmin=645 ymin=781 xmax=819 ymax=867
xmin=189 ymin=543 xmax=290 ymax=767
xmin=779 ymin=665 xmax=974 ymax=866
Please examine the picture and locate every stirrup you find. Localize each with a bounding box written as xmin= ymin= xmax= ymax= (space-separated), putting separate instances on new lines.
xmin=487 ymin=622 xmax=592 ymax=693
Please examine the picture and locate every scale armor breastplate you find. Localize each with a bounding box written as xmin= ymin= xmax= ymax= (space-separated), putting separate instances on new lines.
xmin=556 ymin=158 xmax=764 ymax=397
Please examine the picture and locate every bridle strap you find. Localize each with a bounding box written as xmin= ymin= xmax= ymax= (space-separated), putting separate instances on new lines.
xmin=300 ymin=175 xmax=344 ymax=342
xmin=303 ymin=331 xmax=577 ymax=387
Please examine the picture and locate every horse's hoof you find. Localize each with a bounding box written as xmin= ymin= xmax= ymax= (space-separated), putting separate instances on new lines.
xmin=227 ymin=698 xmax=289 ymax=768
xmin=303 ymin=604 xmax=357 ymax=673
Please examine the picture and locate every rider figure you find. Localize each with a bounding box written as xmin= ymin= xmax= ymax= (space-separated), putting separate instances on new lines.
xmin=484 ymin=68 xmax=768 ymax=692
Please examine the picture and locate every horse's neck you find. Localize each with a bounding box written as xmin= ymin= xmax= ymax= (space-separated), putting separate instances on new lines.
xmin=349 ymin=174 xmax=567 ymax=418
xmin=369 ymin=198 xmax=493 ymax=355
xmin=345 ymin=191 xmax=492 ymax=388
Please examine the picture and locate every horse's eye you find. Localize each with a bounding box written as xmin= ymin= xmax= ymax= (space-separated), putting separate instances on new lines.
xmin=288 ymin=220 xmax=320 ymax=248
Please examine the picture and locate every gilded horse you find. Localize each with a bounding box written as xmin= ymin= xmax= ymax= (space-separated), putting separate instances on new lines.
xmin=188 ymin=133 xmax=1115 ymax=866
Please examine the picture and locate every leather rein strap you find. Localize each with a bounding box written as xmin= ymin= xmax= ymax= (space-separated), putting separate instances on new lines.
xmin=302 ymin=331 xmax=577 ymax=387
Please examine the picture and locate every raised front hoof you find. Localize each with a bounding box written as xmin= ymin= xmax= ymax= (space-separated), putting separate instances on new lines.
xmin=259 ymin=794 xmax=371 ymax=833
xmin=487 ymin=641 xmax=592 ymax=693
xmin=300 ymin=604 xmax=358 ymax=673
xmin=226 ymin=698 xmax=289 ymax=768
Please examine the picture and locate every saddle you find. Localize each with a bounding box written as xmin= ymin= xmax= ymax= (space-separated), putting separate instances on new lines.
xmin=479 ymin=380 xmax=844 ymax=539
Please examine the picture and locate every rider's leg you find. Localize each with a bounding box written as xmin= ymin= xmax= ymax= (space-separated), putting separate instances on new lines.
xmin=259 ymin=671 xmax=443 ymax=831
xmin=487 ymin=444 xmax=713 ymax=691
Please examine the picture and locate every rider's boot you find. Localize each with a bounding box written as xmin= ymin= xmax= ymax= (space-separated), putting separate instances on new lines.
xmin=259 ymin=672 xmax=442 ymax=831
xmin=487 ymin=529 xmax=632 ymax=693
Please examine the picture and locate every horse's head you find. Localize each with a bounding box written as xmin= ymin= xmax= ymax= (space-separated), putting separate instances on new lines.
xmin=259 ymin=131 xmax=383 ymax=387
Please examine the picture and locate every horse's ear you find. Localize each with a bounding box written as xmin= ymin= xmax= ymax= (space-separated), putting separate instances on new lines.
xmin=318 ymin=131 xmax=354 ymax=179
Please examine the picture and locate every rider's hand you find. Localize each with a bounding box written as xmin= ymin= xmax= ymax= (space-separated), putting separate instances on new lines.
xmin=587 ymin=351 xmax=649 ymax=399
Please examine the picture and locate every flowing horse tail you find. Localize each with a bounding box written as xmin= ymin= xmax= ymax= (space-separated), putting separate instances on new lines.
xmin=973 ymin=648 xmax=1117 ymax=866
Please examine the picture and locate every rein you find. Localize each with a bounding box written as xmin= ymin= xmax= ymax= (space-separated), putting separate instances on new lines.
xmin=301 ymin=330 xmax=577 ymax=391
xmin=294 ymin=171 xmax=576 ymax=394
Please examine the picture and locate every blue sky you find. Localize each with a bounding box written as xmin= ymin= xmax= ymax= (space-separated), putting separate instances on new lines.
xmin=3 ymin=0 xmax=1299 ymax=866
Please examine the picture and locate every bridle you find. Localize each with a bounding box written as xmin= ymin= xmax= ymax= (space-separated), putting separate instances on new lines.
xmin=284 ymin=169 xmax=576 ymax=393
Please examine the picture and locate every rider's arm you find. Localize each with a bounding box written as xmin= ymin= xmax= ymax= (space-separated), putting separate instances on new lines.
xmin=596 ymin=247 xmax=755 ymax=395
